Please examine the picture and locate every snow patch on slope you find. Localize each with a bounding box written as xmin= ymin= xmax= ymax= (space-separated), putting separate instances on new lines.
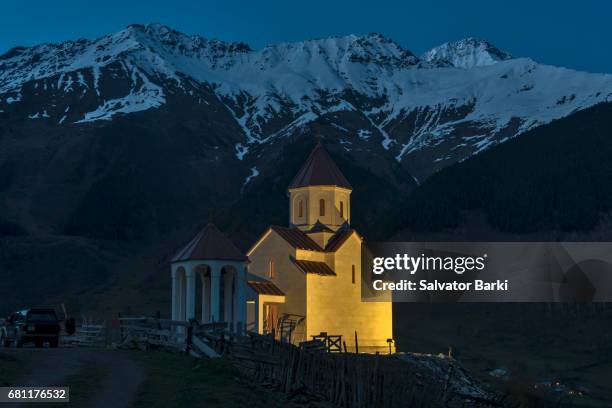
xmin=241 ymin=166 xmax=260 ymax=192
xmin=77 ymin=67 xmax=164 ymax=122
xmin=28 ymin=110 xmax=49 ymax=119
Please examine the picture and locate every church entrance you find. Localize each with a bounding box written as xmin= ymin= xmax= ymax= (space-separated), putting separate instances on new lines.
xmin=263 ymin=303 xmax=279 ymax=334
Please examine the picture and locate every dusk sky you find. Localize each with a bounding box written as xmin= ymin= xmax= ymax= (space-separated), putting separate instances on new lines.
xmin=1 ymin=0 xmax=610 ymax=73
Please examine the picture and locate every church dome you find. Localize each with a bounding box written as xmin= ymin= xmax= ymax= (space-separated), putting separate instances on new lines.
xmin=171 ymin=223 xmax=247 ymax=262
xmin=288 ymin=142 xmax=352 ymax=190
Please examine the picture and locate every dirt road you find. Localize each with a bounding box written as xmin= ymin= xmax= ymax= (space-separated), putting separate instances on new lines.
xmin=1 ymin=348 xmax=145 ymax=408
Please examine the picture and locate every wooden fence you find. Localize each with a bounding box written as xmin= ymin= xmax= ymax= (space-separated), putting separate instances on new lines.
xmin=201 ymin=330 xmax=504 ymax=408
xmin=115 ymin=315 xmax=222 ymax=358
xmin=111 ymin=316 xmax=503 ymax=408
xmin=117 ymin=316 xmax=187 ymax=351
xmin=62 ymin=324 xmax=106 ymax=347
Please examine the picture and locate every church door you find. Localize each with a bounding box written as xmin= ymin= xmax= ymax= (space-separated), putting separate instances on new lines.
xmin=263 ymin=303 xmax=278 ymax=335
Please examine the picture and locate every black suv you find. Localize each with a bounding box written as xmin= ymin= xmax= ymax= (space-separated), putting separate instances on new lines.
xmin=0 ymin=308 xmax=60 ymax=348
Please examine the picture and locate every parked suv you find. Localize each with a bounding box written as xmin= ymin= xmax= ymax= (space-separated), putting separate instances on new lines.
xmin=0 ymin=308 xmax=60 ymax=347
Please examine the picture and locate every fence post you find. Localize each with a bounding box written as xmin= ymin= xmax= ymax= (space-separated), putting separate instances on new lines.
xmin=236 ymin=321 xmax=243 ymax=337
xmin=118 ymin=312 xmax=123 ymax=340
xmin=186 ymin=322 xmax=194 ymax=355
xmin=155 ymin=311 xmax=162 ymax=330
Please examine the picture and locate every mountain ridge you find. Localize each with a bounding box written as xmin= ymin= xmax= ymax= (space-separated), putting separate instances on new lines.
xmin=2 ymin=23 xmax=611 ymax=182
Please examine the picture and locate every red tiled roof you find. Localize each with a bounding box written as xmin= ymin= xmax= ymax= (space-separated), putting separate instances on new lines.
xmin=248 ymin=280 xmax=285 ymax=296
xmin=171 ymin=223 xmax=247 ymax=263
xmin=306 ymin=221 xmax=334 ymax=233
xmin=288 ymin=142 xmax=352 ymax=190
xmin=271 ymin=226 xmax=322 ymax=251
xmin=293 ymin=259 xmax=336 ymax=276
xmin=325 ymin=228 xmax=357 ymax=252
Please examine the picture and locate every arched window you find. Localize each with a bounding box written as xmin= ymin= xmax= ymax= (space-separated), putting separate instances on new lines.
xmin=340 ymin=201 xmax=344 ymax=218
xmin=319 ymin=199 xmax=325 ymax=216
xmin=298 ymin=200 xmax=303 ymax=218
xmin=268 ymin=259 xmax=276 ymax=279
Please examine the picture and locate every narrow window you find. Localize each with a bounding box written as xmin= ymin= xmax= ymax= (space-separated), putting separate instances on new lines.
xmin=319 ymin=199 xmax=325 ymax=216
xmin=340 ymin=201 xmax=344 ymax=218
xmin=352 ymin=265 xmax=356 ymax=284
xmin=298 ymin=200 xmax=303 ymax=218
xmin=268 ymin=259 xmax=276 ymax=279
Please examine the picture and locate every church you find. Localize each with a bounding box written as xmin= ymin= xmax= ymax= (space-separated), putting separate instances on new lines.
xmin=170 ymin=142 xmax=393 ymax=353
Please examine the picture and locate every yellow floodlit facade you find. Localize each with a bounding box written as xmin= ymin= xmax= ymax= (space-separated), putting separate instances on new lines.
xmin=246 ymin=142 xmax=393 ymax=353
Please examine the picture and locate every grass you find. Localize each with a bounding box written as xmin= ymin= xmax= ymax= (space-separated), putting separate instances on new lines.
xmin=62 ymin=363 xmax=109 ymax=407
xmin=0 ymin=354 xmax=108 ymax=408
xmin=132 ymin=351 xmax=298 ymax=408
xmin=0 ymin=352 xmax=23 ymax=386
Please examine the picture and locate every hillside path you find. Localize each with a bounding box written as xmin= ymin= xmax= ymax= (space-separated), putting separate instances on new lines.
xmin=1 ymin=348 xmax=145 ymax=408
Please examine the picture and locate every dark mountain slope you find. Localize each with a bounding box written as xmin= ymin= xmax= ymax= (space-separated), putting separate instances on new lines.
xmin=0 ymin=117 xmax=414 ymax=315
xmin=217 ymin=134 xmax=411 ymax=249
xmin=394 ymin=102 xmax=612 ymax=236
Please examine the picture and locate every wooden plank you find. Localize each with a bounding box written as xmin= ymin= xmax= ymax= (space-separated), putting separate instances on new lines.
xmin=192 ymin=336 xmax=220 ymax=359
xmin=119 ymin=325 xmax=155 ymax=331
xmin=156 ymin=318 xmax=190 ymax=325
xmin=118 ymin=317 xmax=191 ymax=327
xmin=198 ymin=322 xmax=228 ymax=330
xmin=147 ymin=338 xmax=184 ymax=348
xmin=75 ymin=330 xmax=104 ymax=335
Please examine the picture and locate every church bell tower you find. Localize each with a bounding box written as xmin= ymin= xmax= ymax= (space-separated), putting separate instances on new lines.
xmin=287 ymin=142 xmax=352 ymax=242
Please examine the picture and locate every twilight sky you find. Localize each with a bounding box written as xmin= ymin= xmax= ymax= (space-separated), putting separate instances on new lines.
xmin=1 ymin=0 xmax=610 ymax=73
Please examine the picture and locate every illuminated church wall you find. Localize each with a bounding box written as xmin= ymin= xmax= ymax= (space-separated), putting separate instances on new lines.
xmin=306 ymin=233 xmax=393 ymax=351
xmin=248 ymin=232 xmax=307 ymax=333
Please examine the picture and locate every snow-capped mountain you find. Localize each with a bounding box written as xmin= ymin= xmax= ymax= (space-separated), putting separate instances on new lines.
xmin=421 ymin=38 xmax=512 ymax=68
xmin=1 ymin=24 xmax=612 ymax=181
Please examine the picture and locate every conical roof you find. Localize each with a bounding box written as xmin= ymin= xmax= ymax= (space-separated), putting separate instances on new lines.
xmin=171 ymin=223 xmax=247 ymax=263
xmin=288 ymin=142 xmax=352 ymax=190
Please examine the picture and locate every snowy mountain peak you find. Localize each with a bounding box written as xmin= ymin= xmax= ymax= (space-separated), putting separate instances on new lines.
xmin=260 ymin=32 xmax=417 ymax=69
xmin=122 ymin=23 xmax=252 ymax=56
xmin=422 ymin=37 xmax=512 ymax=68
